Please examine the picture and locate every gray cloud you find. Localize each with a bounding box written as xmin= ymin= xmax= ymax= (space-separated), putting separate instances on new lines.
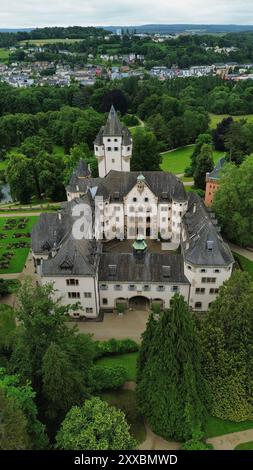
xmin=1 ymin=0 xmax=253 ymax=28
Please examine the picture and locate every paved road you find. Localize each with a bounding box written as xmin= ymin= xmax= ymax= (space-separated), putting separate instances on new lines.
xmin=139 ymin=426 xmax=180 ymax=451
xmin=230 ymin=243 xmax=253 ymax=262
xmin=207 ymin=429 xmax=253 ymax=450
xmin=72 ymin=310 xmax=150 ymax=343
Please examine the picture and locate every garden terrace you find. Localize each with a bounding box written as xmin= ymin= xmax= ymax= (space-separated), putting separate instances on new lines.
xmin=0 ymin=216 xmax=38 ymax=273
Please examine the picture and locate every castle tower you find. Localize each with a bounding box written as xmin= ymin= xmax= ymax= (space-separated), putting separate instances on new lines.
xmin=94 ymin=105 xmax=132 ymax=178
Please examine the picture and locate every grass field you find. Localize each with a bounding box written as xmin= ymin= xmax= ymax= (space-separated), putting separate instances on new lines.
xmin=206 ymin=415 xmax=253 ymax=438
xmin=0 ymin=48 xmax=10 ymax=62
xmin=96 ymin=352 xmax=138 ymax=382
xmin=100 ymin=390 xmax=146 ymax=444
xmin=0 ymin=216 xmax=38 ymax=273
xmin=233 ymin=253 xmax=253 ymax=280
xmin=209 ymin=113 xmax=253 ymax=129
xmin=234 ymin=441 xmax=253 ymax=450
xmin=160 ymin=145 xmax=224 ymax=175
xmin=20 ymin=38 xmax=83 ymax=46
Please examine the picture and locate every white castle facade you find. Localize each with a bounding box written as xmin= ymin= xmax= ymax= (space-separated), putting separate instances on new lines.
xmin=32 ymin=107 xmax=234 ymax=319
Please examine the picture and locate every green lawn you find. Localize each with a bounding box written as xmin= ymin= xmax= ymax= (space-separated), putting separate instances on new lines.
xmin=96 ymin=352 xmax=138 ymax=381
xmin=100 ymin=390 xmax=146 ymax=444
xmin=52 ymin=145 xmax=66 ymax=156
xmin=206 ymin=415 xmax=253 ymax=438
xmin=0 ymin=48 xmax=10 ymax=62
xmin=160 ymin=145 xmax=224 ymax=175
xmin=0 ymin=160 xmax=8 ymax=171
xmin=0 ymin=216 xmax=38 ymax=273
xmin=209 ymin=113 xmax=253 ymax=129
xmin=20 ymin=38 xmax=83 ymax=46
xmin=233 ymin=253 xmax=253 ymax=280
xmin=234 ymin=441 xmax=253 ymax=450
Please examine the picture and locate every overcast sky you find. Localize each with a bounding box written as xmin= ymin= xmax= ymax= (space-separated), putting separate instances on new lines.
xmin=1 ymin=0 xmax=253 ymax=28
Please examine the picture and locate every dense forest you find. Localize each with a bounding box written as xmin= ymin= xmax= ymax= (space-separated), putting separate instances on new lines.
xmin=2 ymin=27 xmax=253 ymax=67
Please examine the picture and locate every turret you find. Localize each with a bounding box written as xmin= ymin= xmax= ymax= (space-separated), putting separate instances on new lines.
xmin=94 ymin=105 xmax=132 ymax=178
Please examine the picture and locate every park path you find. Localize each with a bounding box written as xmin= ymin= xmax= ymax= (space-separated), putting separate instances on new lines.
xmin=0 ymin=212 xmax=42 ymax=217
xmin=207 ymin=429 xmax=253 ymax=450
xmin=123 ymin=382 xmax=180 ymax=450
xmin=229 ymin=243 xmax=253 ymax=262
xmin=160 ymin=144 xmax=193 ymax=156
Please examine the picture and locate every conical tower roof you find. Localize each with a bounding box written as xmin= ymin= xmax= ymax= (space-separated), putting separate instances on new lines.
xmin=103 ymin=105 xmax=123 ymax=136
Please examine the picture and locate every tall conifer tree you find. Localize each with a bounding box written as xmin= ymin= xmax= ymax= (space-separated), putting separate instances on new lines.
xmin=137 ymin=295 xmax=208 ymax=441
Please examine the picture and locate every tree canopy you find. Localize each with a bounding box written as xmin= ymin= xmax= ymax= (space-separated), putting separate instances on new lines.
xmin=200 ymin=271 xmax=253 ymax=421
xmin=213 ymin=156 xmax=253 ymax=246
xmin=137 ymin=294 xmax=208 ymax=441
xmin=56 ymin=397 xmax=137 ymax=450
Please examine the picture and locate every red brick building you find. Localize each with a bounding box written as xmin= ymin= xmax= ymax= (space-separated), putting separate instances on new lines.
xmin=205 ymin=157 xmax=226 ymax=207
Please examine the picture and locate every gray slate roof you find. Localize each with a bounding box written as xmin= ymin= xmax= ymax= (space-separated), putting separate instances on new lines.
xmin=182 ymin=192 xmax=234 ymax=266
xmin=103 ymin=105 xmax=123 ymax=136
xmin=95 ymin=170 xmax=187 ymax=202
xmin=42 ymin=237 xmax=99 ymax=277
xmin=32 ymin=194 xmax=93 ymax=255
xmin=99 ymin=252 xmax=189 ymax=284
xmin=94 ymin=105 xmax=132 ymax=146
xmin=207 ymin=157 xmax=226 ymax=181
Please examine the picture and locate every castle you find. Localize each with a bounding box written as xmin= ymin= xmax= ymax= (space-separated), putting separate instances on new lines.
xmin=32 ymin=107 xmax=234 ymax=319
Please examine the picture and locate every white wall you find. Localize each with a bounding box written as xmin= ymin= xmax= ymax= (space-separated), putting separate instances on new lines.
xmin=98 ymin=281 xmax=190 ymax=310
xmin=94 ymin=135 xmax=132 ymax=178
xmin=184 ymin=262 xmax=233 ymax=311
xmin=40 ymin=274 xmax=99 ymax=318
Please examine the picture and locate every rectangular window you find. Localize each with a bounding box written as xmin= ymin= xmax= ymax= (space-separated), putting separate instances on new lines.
xmin=68 ymin=292 xmax=80 ymax=299
xmin=102 ymin=298 xmax=108 ymax=305
xmin=209 ymin=288 xmax=219 ymax=294
xmin=196 ymin=288 xmax=205 ymax=294
xmin=128 ymin=285 xmax=136 ymax=291
xmin=195 ymin=302 xmax=202 ymax=309
xmin=86 ymin=308 xmax=93 ymax=313
xmin=84 ymin=292 xmax=92 ymax=298
xmin=66 ymin=279 xmax=79 ymax=286
xmin=114 ymin=285 xmax=122 ymax=291
xmin=202 ymin=277 xmax=216 ymax=284
xmin=107 ymin=147 xmax=111 ymax=151
xmin=157 ymin=285 xmax=165 ymax=292
xmin=172 ymin=286 xmax=179 ymax=292
xmin=143 ymin=285 xmax=150 ymax=291
xmin=100 ymin=284 xmax=108 ymax=290
xmin=114 ymin=147 xmax=119 ymax=151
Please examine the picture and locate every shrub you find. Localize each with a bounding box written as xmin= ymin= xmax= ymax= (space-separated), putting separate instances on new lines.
xmin=151 ymin=303 xmax=162 ymax=314
xmin=91 ymin=365 xmax=127 ymax=391
xmin=182 ymin=440 xmax=213 ymax=450
xmin=122 ymin=114 xmax=139 ymax=127
xmin=116 ymin=303 xmax=126 ymax=315
xmin=181 ymin=430 xmax=213 ymax=450
xmin=95 ymin=338 xmax=139 ymax=358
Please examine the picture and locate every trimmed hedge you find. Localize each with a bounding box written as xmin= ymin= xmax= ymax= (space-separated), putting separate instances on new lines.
xmin=181 ymin=439 xmax=213 ymax=450
xmin=91 ymin=365 xmax=127 ymax=391
xmin=95 ymin=338 xmax=139 ymax=358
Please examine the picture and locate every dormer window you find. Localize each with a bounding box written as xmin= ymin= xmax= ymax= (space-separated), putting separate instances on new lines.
xmin=108 ymin=264 xmax=117 ymax=276
xmin=207 ymin=241 xmax=214 ymax=251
